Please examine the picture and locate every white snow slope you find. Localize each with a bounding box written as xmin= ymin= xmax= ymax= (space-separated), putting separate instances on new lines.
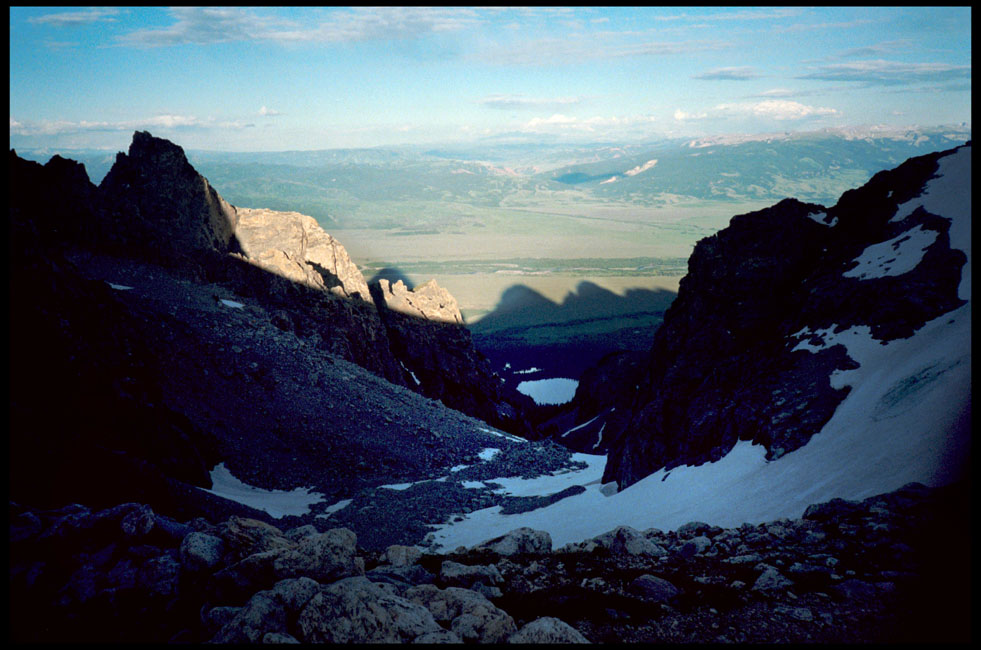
xmin=428 ymin=144 xmax=971 ymax=552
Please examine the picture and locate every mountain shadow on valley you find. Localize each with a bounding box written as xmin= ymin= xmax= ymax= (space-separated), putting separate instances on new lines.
xmin=470 ymin=281 xmax=677 ymax=385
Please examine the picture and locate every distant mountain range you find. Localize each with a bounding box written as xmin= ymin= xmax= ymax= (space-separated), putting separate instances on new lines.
xmin=15 ymin=125 xmax=970 ymax=231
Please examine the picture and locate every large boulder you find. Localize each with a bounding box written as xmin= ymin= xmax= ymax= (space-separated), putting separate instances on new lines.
xmin=406 ymin=584 xmax=516 ymax=644
xmin=508 ymin=617 xmax=590 ymax=643
xmin=475 ymin=527 xmax=553 ymax=556
xmin=296 ymin=576 xmax=442 ymax=643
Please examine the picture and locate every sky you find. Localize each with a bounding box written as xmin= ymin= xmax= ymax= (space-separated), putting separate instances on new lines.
xmin=8 ymin=6 xmax=972 ymax=151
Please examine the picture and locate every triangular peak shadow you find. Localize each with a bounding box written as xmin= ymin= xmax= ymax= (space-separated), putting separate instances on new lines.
xmin=472 ymin=279 xmax=678 ymax=335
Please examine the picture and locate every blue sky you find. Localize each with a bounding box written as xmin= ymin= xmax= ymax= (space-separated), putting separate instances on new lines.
xmin=9 ymin=6 xmax=972 ymax=151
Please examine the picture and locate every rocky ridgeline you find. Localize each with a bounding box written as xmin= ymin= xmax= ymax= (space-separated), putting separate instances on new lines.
xmin=9 ymin=132 xmax=532 ymax=435
xmin=9 ymin=481 xmax=968 ymax=643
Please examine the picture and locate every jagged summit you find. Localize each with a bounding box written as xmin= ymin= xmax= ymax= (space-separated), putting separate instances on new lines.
xmin=100 ymin=130 xmax=241 ymax=258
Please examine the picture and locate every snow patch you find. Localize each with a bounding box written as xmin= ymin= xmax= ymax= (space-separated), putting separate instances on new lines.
xmin=561 ymin=413 xmax=602 ymax=438
xmin=478 ymin=448 xmax=501 ymax=461
xmin=220 ymin=299 xmax=245 ymax=309
xmin=317 ymin=499 xmax=353 ymax=518
xmin=107 ymin=282 xmax=134 ymax=291
xmin=200 ymin=462 xmax=324 ymax=518
xmin=806 ymin=211 xmax=837 ymax=227
xmin=843 ymin=224 xmax=939 ymax=280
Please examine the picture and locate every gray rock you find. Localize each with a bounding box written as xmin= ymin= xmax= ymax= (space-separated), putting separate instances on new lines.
xmin=629 ymin=574 xmax=680 ymax=603
xmin=413 ymin=629 xmax=464 ymax=643
xmin=834 ymin=578 xmax=878 ymax=600
xmin=262 ymin=631 xmax=301 ymax=644
xmin=297 ymin=576 xmax=442 ymax=643
xmin=180 ymin=531 xmax=226 ymax=572
xmin=406 ymin=584 xmax=516 ymax=643
xmin=212 ymin=549 xmax=283 ymax=601
xmin=284 ymin=525 xmax=319 ymax=543
xmin=201 ymin=605 xmax=242 ymax=635
xmin=475 ymin=527 xmax=552 ymax=555
xmin=138 ymin=554 xmax=181 ymax=597
xmin=753 ymin=565 xmax=794 ymax=593
xmin=366 ymin=564 xmax=435 ymax=592
xmin=219 ymin=516 xmax=295 ymax=561
xmin=272 ymin=527 xmax=363 ymax=583
xmin=270 ymin=576 xmax=321 ymax=614
xmin=440 ymin=561 xmax=503 ymax=587
xmin=676 ymin=521 xmax=712 ymax=538
xmin=508 ymin=617 xmax=591 ymax=643
xmin=384 ymin=544 xmax=423 ymax=567
xmin=234 ymin=208 xmax=371 ymax=302
xmin=679 ymin=535 xmax=712 ymax=558
xmin=595 ymin=525 xmax=668 ymax=557
xmin=212 ymin=591 xmax=288 ymax=643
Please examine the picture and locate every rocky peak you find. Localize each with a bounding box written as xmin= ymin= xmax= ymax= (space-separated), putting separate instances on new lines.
xmin=99 ymin=130 xmax=239 ymax=259
xmin=371 ymin=277 xmax=463 ymax=324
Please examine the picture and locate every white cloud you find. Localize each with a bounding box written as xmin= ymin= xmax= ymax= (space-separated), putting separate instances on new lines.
xmin=259 ymin=105 xmax=283 ymax=116
xmin=478 ymin=94 xmax=583 ymax=110
xmin=518 ymin=113 xmax=657 ymax=136
xmin=476 ymin=35 xmax=731 ymax=65
xmin=752 ymin=88 xmax=798 ymax=98
xmin=797 ymin=59 xmax=972 ymax=87
xmin=28 ymin=8 xmax=121 ymax=26
xmin=836 ymin=39 xmax=912 ymax=59
xmin=693 ymin=66 xmax=763 ymax=81
xmin=117 ymin=6 xmax=481 ymax=48
xmin=714 ymin=99 xmax=841 ymax=121
xmin=8 ymin=114 xmax=252 ymax=137
xmin=674 ymin=108 xmax=708 ymax=121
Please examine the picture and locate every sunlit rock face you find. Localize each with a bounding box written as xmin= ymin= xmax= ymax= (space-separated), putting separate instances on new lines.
xmin=233 ymin=207 xmax=371 ymax=301
xmin=604 ymin=143 xmax=970 ymax=489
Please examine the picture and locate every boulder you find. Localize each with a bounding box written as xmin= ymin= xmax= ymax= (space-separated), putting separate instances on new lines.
xmin=439 ymin=561 xmax=503 ymax=588
xmin=406 ymin=584 xmax=516 ymax=644
xmin=595 ymin=526 xmax=668 ymax=557
xmin=211 ymin=591 xmax=288 ymax=644
xmin=297 ymin=576 xmax=442 ymax=643
xmin=508 ymin=617 xmax=591 ymax=644
xmin=475 ymin=527 xmax=552 ymax=555
xmin=384 ymin=544 xmax=423 ymax=567
xmin=271 ymin=528 xmax=363 ymax=583
xmin=219 ymin=517 xmax=294 ymax=560
xmin=179 ymin=531 xmax=226 ymax=572
xmin=752 ymin=565 xmax=794 ymax=593
xmin=629 ymin=574 xmax=680 ymax=603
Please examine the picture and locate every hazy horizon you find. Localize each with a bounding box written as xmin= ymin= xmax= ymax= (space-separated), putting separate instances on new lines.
xmin=10 ymin=6 xmax=971 ymax=152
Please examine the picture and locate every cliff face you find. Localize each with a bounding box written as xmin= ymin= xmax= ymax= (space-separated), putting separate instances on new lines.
xmin=602 ymin=143 xmax=970 ymax=489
